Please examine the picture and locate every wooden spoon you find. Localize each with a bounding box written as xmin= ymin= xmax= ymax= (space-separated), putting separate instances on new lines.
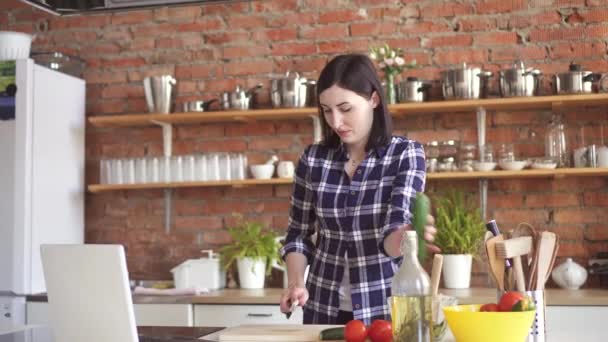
xmin=485 ymin=235 xmax=506 ymax=291
xmin=511 ymin=222 xmax=538 ymax=290
xmin=431 ymin=254 xmax=443 ymax=297
xmin=534 ymin=231 xmax=557 ymax=290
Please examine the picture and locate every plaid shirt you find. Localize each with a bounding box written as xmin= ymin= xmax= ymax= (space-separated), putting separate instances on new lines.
xmin=281 ymin=136 xmax=426 ymax=325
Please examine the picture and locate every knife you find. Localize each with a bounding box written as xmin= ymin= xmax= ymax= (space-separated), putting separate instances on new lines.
xmin=284 ymin=299 xmax=298 ymax=319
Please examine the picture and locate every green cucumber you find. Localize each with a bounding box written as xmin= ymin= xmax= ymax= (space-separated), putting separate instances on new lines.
xmin=413 ymin=192 xmax=431 ymax=263
xmin=318 ymin=327 xmax=345 ymax=341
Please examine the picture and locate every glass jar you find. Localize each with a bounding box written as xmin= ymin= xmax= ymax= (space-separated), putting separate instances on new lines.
xmin=459 ymin=143 xmax=476 ymax=172
xmin=545 ymin=113 xmax=569 ymax=167
xmin=439 ymin=140 xmax=459 ymax=159
xmin=425 ymin=141 xmax=439 ymax=173
xmin=479 ymin=144 xmax=494 ymax=162
xmin=437 ymin=157 xmax=456 ymax=172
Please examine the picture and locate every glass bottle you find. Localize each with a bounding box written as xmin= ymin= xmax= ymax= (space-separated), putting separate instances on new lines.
xmin=545 ymin=113 xmax=569 ymax=167
xmin=391 ymin=231 xmax=432 ymax=342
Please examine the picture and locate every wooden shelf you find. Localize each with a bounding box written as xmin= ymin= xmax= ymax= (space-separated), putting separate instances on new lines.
xmin=87 ymin=168 xmax=608 ymax=192
xmin=88 ymin=177 xmax=294 ymax=193
xmin=88 ymin=93 xmax=608 ymax=128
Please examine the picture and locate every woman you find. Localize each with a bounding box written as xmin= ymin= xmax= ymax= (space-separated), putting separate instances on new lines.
xmin=279 ymin=54 xmax=439 ymax=325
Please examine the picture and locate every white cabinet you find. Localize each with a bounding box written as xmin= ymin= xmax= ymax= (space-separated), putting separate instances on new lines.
xmin=26 ymin=302 xmax=193 ymax=327
xmin=194 ymin=304 xmax=302 ymax=327
xmin=546 ymin=306 xmax=607 ymax=342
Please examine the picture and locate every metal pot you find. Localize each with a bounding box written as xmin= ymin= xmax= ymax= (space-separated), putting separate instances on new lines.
xmin=396 ymin=77 xmax=431 ymax=103
xmin=222 ymin=84 xmax=262 ymax=110
xmin=182 ymin=98 xmax=219 ymax=112
xmin=271 ymin=71 xmax=308 ymax=108
xmin=499 ymin=60 xmax=542 ymax=97
xmin=441 ymin=63 xmax=493 ymax=100
xmin=554 ymin=63 xmax=602 ymax=94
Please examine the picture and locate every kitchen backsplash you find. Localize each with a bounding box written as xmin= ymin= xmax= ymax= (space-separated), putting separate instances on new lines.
xmin=3 ymin=0 xmax=608 ymax=287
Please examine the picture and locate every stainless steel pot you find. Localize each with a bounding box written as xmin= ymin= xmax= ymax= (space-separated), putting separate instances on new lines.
xmin=554 ymin=63 xmax=602 ymax=94
xmin=182 ymin=98 xmax=219 ymax=112
xmin=222 ymin=84 xmax=262 ymax=110
xmin=441 ymin=63 xmax=493 ymax=100
xmin=271 ymin=71 xmax=308 ymax=108
xmin=499 ymin=61 xmax=542 ymax=97
xmin=396 ymin=77 xmax=431 ymax=103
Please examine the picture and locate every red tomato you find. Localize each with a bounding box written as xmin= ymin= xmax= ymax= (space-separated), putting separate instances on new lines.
xmin=479 ymin=303 xmax=499 ymax=312
xmin=344 ymin=320 xmax=368 ymax=342
xmin=498 ymin=291 xmax=525 ymax=312
xmin=368 ymin=319 xmax=392 ymax=342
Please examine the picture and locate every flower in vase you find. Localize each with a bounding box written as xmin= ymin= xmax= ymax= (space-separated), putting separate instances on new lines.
xmin=369 ymin=43 xmax=416 ymax=77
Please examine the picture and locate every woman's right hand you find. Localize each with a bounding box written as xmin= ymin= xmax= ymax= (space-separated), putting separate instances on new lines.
xmin=279 ymin=284 xmax=309 ymax=313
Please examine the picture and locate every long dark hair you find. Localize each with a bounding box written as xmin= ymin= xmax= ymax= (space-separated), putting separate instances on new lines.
xmin=316 ymin=54 xmax=392 ymax=151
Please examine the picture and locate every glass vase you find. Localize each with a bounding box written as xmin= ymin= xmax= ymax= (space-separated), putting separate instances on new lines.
xmin=385 ymin=73 xmax=397 ymax=104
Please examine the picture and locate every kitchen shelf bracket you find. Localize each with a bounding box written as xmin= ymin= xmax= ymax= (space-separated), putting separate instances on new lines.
xmin=310 ymin=114 xmax=322 ymax=143
xmin=151 ymin=119 xmax=174 ymax=233
xmin=476 ymin=106 xmax=489 ymax=220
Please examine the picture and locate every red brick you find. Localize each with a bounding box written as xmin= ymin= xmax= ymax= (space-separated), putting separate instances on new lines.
xmin=225 ymin=122 xmax=276 ymax=137
xmin=494 ymin=209 xmax=549 ymax=225
xmin=52 ymin=31 xmax=98 ymax=44
xmin=201 ymin=201 xmax=252 ymax=215
xmin=433 ymin=49 xmax=489 ymax=66
xmin=205 ymin=32 xmax=250 ymax=44
xmin=222 ymin=45 xmax=270 ymax=59
xmin=509 ymin=11 xmax=562 ymax=29
xmin=270 ymin=42 xmax=316 ymax=56
xmin=252 ymin=28 xmax=297 ymax=42
xmin=401 ymin=21 xmax=453 ymax=34
xmin=111 ymin=10 xmax=153 ymax=25
xmin=223 ymin=186 xmax=274 ymax=199
xmin=175 ymin=64 xmax=221 ymax=79
xmin=177 ymin=18 xmax=224 ymax=32
xmin=224 ymin=60 xmax=274 ymax=76
xmin=175 ymin=216 xmax=223 ymax=231
xmin=252 ymin=200 xmax=290 ymax=214
xmin=549 ymin=41 xmax=606 ymax=59
xmin=475 ymin=32 xmax=519 ymax=46
xmin=585 ymin=225 xmax=608 ymax=241
xmin=556 ymin=0 xmax=586 ymax=6
xmin=202 ymin=231 xmax=232 ymax=245
xmin=477 ymin=0 xmax=526 ymax=14
xmin=273 ymin=216 xmax=290 ymax=229
xmin=529 ymin=26 xmax=588 ymax=42
xmin=556 ymin=242 xmax=589 ymax=258
xmin=555 ymin=209 xmax=608 ymax=224
xmin=425 ymin=35 xmax=473 ymax=48
xmin=266 ymin=12 xmax=316 ymax=28
xmin=318 ymin=41 xmax=350 ymax=54
xmin=319 ymin=10 xmax=363 ymax=24
xmin=84 ymin=70 xmax=127 ymax=85
xmin=549 ymin=226 xmax=585 ymax=241
xmin=584 ymin=192 xmax=608 ymax=207
xmin=101 ymin=85 xmax=144 ymax=99
xmin=350 ymin=22 xmax=399 ymax=37
xmin=156 ymin=35 xmax=203 ymax=49
xmin=252 ymin=0 xmax=297 ymax=12
xmin=166 ymin=6 xmax=201 ymax=21
xmin=551 ymin=178 xmax=606 ymax=192
xmin=248 ymin=137 xmax=295 ymax=151
xmin=525 ymin=194 xmax=580 ymax=208
xmin=131 ymin=23 xmax=176 ymax=38
xmin=130 ymin=38 xmax=155 ymax=51
xmin=406 ymin=129 xmax=460 ymax=144
xmin=300 ymin=25 xmax=348 ymax=40
xmin=50 ymin=14 xmax=110 ymax=29
xmin=202 ymin=3 xmax=249 ymax=15
xmin=491 ymin=46 xmax=548 ymax=62
xmin=420 ymin=3 xmax=474 ymax=17
xmin=197 ymin=139 xmax=247 ymax=152
xmin=487 ymin=194 xmax=525 ymax=209
xmin=227 ymin=14 xmax=266 ymax=29
xmin=100 ymin=28 xmax=132 ymax=42
xmin=457 ymin=18 xmax=497 ymax=32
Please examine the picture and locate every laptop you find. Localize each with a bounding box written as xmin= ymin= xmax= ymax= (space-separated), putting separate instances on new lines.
xmin=40 ymin=244 xmax=138 ymax=342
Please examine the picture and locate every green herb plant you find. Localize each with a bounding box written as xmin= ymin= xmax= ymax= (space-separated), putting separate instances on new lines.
xmin=219 ymin=215 xmax=282 ymax=276
xmin=433 ymin=189 xmax=486 ymax=256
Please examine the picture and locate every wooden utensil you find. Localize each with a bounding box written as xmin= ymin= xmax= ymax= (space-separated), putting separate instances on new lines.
xmin=218 ymin=324 xmax=339 ymax=341
xmin=431 ymin=254 xmax=443 ymax=297
xmin=533 ymin=231 xmax=557 ymax=290
xmin=511 ymin=222 xmax=538 ymax=290
xmin=485 ymin=235 xmax=506 ymax=291
xmin=545 ymin=235 xmax=560 ymax=284
xmin=496 ymin=237 xmax=533 ymax=292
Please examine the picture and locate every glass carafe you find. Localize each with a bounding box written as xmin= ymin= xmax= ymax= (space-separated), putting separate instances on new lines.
xmin=545 ymin=113 xmax=569 ymax=167
xmin=391 ymin=231 xmax=432 ymax=342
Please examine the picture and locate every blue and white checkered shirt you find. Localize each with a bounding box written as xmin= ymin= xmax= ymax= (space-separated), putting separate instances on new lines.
xmin=281 ymin=136 xmax=426 ymax=325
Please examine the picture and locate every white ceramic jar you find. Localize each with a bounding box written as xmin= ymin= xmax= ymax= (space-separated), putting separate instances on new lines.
xmin=551 ymin=257 xmax=588 ymax=290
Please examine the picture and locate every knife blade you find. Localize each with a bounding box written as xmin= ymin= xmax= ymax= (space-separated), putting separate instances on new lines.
xmin=284 ymin=299 xmax=297 ymax=319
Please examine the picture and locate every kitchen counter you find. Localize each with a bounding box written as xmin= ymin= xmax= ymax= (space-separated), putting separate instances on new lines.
xmin=26 ymin=287 xmax=608 ymax=306
xmin=0 ymin=326 xmax=222 ymax=342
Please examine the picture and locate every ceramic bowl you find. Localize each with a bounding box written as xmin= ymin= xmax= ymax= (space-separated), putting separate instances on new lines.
xmin=250 ymin=164 xmax=275 ymax=179
xmin=498 ymin=160 xmax=527 ymax=171
xmin=473 ymin=161 xmax=497 ymax=172
xmin=531 ymin=158 xmax=558 ymax=170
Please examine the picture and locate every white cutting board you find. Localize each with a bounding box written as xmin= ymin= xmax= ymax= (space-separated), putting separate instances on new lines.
xmin=217 ymin=324 xmax=342 ymax=341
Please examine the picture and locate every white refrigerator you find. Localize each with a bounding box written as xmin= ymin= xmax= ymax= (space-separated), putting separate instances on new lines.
xmin=0 ymin=58 xmax=85 ymax=331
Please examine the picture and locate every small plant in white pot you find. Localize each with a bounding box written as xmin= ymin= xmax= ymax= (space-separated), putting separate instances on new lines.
xmin=433 ymin=189 xmax=485 ymax=289
xmin=220 ymin=217 xmax=281 ymax=289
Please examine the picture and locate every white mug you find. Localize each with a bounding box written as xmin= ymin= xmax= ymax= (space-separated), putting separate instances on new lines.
xmin=598 ymin=146 xmax=608 ymax=167
xmin=277 ymin=161 xmax=295 ymax=178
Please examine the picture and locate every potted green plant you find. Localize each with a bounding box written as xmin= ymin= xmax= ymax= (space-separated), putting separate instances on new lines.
xmin=433 ymin=189 xmax=486 ymax=289
xmin=220 ymin=217 xmax=281 ymax=289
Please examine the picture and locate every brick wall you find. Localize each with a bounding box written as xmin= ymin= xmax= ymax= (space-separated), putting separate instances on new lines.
xmin=3 ymin=0 xmax=608 ymax=287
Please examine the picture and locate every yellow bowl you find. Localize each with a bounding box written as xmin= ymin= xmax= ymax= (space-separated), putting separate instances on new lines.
xmin=443 ymin=305 xmax=535 ymax=342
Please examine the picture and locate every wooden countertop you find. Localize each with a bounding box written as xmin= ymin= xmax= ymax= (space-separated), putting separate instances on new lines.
xmin=27 ymin=288 xmax=608 ymax=306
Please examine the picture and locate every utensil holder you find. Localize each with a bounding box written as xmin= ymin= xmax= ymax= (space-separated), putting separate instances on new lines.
xmin=497 ymin=290 xmax=546 ymax=342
